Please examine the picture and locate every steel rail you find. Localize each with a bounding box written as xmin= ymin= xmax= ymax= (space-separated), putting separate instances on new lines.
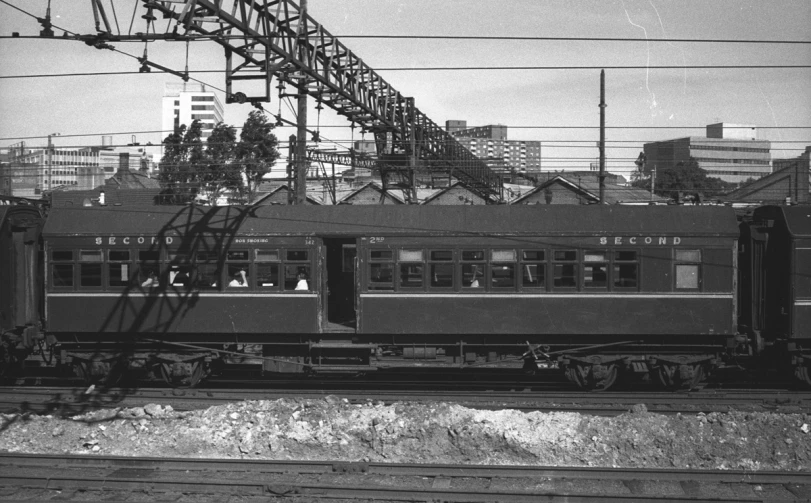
xmin=0 ymin=453 xmax=808 ymax=502
xmin=2 ymin=386 xmax=810 ymax=416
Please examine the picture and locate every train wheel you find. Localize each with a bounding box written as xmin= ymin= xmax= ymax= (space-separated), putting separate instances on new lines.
xmin=73 ymin=359 xmax=127 ymax=387
xmin=159 ymin=360 xmax=207 ymax=388
xmin=564 ymin=363 xmax=619 ymax=391
xmin=656 ymin=363 xmax=705 ymax=391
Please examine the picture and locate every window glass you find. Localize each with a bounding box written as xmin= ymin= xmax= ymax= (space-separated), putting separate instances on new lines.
xmin=80 ymin=263 xmax=102 ymax=287
xmin=227 ymin=264 xmax=250 ymax=288
xmin=399 ymin=249 xmax=423 ymax=262
xmin=227 ymin=250 xmax=249 ymax=261
xmin=522 ymin=250 xmax=545 ymax=261
xmin=614 ymin=264 xmax=638 ymax=288
xmin=492 ymin=249 xmax=516 ymax=261
xmin=169 ymin=264 xmax=193 ymax=288
xmin=430 ymin=263 xmax=454 ymax=288
xmin=553 ymin=264 xmax=577 ymax=288
xmin=109 ymin=250 xmax=130 ymax=262
xmin=79 ymin=250 xmax=103 ymax=262
xmin=430 ymin=250 xmax=453 ymax=261
xmin=584 ymin=263 xmax=608 ymax=288
xmin=400 ymin=263 xmax=424 ymax=288
xmin=675 ymin=249 xmax=701 ymax=262
xmin=370 ymin=249 xmax=392 ymax=260
xmin=255 ymin=249 xmax=279 ymax=262
xmin=139 ymin=250 xmax=160 ymax=262
xmin=108 ymin=263 xmax=132 ymax=287
xmin=676 ymin=264 xmax=699 ymax=289
xmin=462 ymin=264 xmax=485 ymax=289
xmin=369 ymin=263 xmax=394 ymax=290
xmin=615 ymin=251 xmax=637 ymax=262
xmin=584 ymin=251 xmax=607 ymax=262
xmin=342 ymin=245 xmax=356 ymax=273
xmin=286 ymin=250 xmax=308 ymax=261
xmin=52 ymin=250 xmax=73 ymax=261
xmin=554 ymin=250 xmax=577 ymax=261
xmin=522 ymin=263 xmax=544 ymax=288
xmin=256 ymin=263 xmax=279 ymax=288
xmin=194 ymin=263 xmax=220 ymax=289
xmin=52 ymin=264 xmax=73 ymax=287
xmin=462 ymin=250 xmax=484 ymax=261
xmin=491 ymin=264 xmax=515 ymax=288
xmin=285 ymin=265 xmax=311 ymax=290
xmin=196 ymin=251 xmax=219 ymax=262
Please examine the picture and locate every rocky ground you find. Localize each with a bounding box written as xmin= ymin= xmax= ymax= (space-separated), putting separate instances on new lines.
xmin=1 ymin=398 xmax=810 ymax=471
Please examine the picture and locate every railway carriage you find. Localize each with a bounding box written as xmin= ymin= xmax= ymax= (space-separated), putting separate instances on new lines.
xmin=37 ymin=204 xmax=740 ymax=389
xmin=739 ymin=205 xmax=811 ymax=385
xmin=0 ymin=204 xmax=44 ymax=376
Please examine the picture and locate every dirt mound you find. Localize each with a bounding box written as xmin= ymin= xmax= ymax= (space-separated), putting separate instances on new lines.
xmin=1 ymin=398 xmax=809 ymax=470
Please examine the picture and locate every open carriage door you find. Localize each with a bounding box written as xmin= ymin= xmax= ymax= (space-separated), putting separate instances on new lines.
xmin=322 ymin=238 xmax=357 ymax=331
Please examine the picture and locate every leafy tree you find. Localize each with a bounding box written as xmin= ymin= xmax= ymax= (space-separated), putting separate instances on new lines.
xmin=159 ymin=111 xmax=280 ymax=205
xmin=235 ymin=110 xmax=280 ymax=202
xmin=631 ymin=158 xmax=735 ymax=202
xmin=159 ymin=121 xmax=205 ymax=204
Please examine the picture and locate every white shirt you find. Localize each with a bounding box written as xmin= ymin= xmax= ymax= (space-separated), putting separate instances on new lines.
xmin=295 ymin=279 xmax=309 ymax=290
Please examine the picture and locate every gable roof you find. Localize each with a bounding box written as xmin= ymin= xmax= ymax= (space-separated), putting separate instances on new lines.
xmin=105 ymin=168 xmax=161 ymax=190
xmin=338 ymin=182 xmax=405 ymax=204
xmin=50 ymin=187 xmax=163 ymax=207
xmin=512 ymin=175 xmax=668 ymax=205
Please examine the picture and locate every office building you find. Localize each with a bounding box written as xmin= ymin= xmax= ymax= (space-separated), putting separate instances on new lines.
xmin=161 ymin=82 xmax=225 ymax=139
xmin=643 ymin=123 xmax=772 ymax=184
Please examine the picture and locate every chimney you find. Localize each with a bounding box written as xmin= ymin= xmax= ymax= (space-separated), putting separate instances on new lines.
xmin=99 ymin=189 xmax=106 ymax=205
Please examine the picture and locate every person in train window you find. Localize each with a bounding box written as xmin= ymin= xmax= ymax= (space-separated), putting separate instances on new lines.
xmin=229 ymin=269 xmax=248 ymax=287
xmin=141 ymin=271 xmax=159 ymax=288
xmin=469 ymin=265 xmax=481 ymax=288
xmin=295 ymin=271 xmax=309 ymax=290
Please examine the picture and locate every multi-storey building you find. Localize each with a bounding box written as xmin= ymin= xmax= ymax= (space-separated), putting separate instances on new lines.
xmin=4 ymin=141 xmax=154 ymax=197
xmin=643 ymin=123 xmax=772 ymax=184
xmin=445 ymin=120 xmax=541 ymax=177
xmin=161 ymin=82 xmax=225 ymax=139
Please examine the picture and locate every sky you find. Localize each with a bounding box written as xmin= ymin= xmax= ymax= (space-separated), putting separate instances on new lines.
xmin=0 ymin=0 xmax=809 ymax=179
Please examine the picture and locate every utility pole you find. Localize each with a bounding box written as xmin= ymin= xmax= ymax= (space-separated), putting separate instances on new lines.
xmin=294 ymin=0 xmax=309 ymax=205
xmin=598 ymin=69 xmax=606 ymax=204
xmin=47 ymin=133 xmax=60 ymax=193
xmin=650 ymin=165 xmax=656 ymax=202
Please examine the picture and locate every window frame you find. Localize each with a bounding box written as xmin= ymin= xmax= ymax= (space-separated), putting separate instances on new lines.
xmin=428 ymin=249 xmax=455 ymax=290
xmin=582 ymin=250 xmax=609 ymax=290
xmin=520 ymin=249 xmax=546 ymax=290
xmin=78 ymin=249 xmax=104 ymax=289
xmin=612 ymin=249 xmax=639 ymax=291
xmin=552 ymin=249 xmax=579 ymax=290
xmin=674 ymin=248 xmax=702 ymax=291
xmin=50 ymin=249 xmax=75 ymax=290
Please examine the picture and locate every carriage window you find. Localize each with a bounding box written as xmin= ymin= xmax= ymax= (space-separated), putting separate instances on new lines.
xmin=168 ymin=254 xmax=192 ymax=288
xmin=51 ymin=250 xmax=74 ymax=288
xmin=675 ymin=249 xmax=701 ymax=290
xmin=285 ymin=265 xmax=311 ymax=291
xmin=553 ymin=249 xmax=578 ymax=288
xmin=583 ymin=251 xmax=607 ymax=289
xmin=227 ymin=263 xmax=251 ymax=288
xmin=462 ymin=250 xmax=484 ymax=261
xmin=462 ymin=264 xmax=485 ymax=289
xmin=491 ymin=264 xmax=516 ymax=288
xmin=614 ymin=250 xmax=638 ymax=289
xmin=227 ymin=250 xmax=249 ymax=261
xmin=369 ymin=263 xmax=394 ymax=291
xmin=286 ymin=250 xmax=308 ymax=261
xmin=52 ymin=250 xmax=73 ymax=262
xmin=256 ymin=263 xmax=279 ymax=288
xmin=138 ymin=250 xmax=161 ymax=288
xmin=370 ymin=249 xmax=393 ymax=260
xmin=108 ymin=250 xmax=132 ymax=287
xmin=521 ymin=250 xmax=545 ymax=289
xmin=429 ymin=250 xmax=454 ymax=288
xmin=255 ymin=249 xmax=279 ymax=262
xmin=79 ymin=250 xmax=103 ymax=287
xmin=492 ymin=249 xmax=516 ymax=261
xmin=400 ymin=263 xmax=424 ymax=288
xmin=399 ymin=249 xmax=423 ymax=261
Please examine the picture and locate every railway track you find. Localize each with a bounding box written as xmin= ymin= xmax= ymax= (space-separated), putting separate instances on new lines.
xmin=2 ymin=385 xmax=810 ymax=417
xmin=0 ymin=453 xmax=808 ymax=502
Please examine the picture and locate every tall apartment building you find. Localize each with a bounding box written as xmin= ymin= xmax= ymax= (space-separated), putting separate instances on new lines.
xmin=445 ymin=120 xmax=541 ymax=176
xmin=643 ymin=123 xmax=772 ymax=184
xmin=161 ymin=82 xmax=225 ymax=139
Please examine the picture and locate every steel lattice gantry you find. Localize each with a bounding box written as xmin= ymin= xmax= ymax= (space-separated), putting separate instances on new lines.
xmin=128 ymin=0 xmax=501 ymax=201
